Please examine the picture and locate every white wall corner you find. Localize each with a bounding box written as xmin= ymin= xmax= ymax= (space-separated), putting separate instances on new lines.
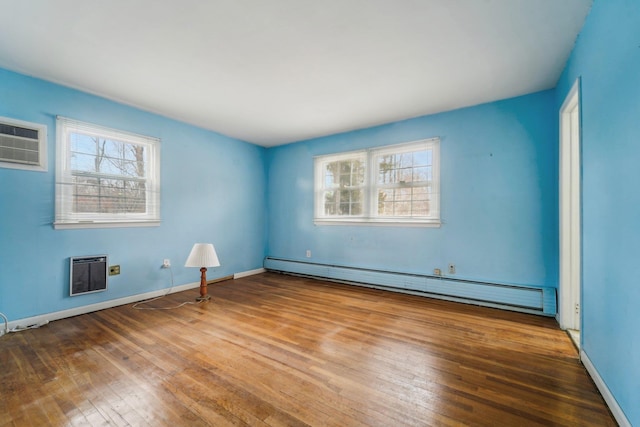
xmin=581 ymin=349 xmax=631 ymax=427
xmin=234 ymin=268 xmax=266 ymax=279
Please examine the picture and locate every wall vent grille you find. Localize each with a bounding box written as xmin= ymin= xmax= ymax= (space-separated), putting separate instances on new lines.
xmin=70 ymin=255 xmax=108 ymax=296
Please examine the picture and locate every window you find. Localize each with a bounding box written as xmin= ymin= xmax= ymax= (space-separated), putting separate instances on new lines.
xmin=55 ymin=117 xmax=160 ymax=229
xmin=314 ymin=138 xmax=440 ymax=226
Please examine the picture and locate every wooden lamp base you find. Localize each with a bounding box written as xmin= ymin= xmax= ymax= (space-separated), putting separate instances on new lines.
xmin=196 ymin=267 xmax=211 ymax=302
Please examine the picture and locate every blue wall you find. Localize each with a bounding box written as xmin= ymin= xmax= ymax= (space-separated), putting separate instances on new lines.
xmin=557 ymin=0 xmax=640 ymax=424
xmin=266 ymin=90 xmax=558 ymax=288
xmin=0 ymin=68 xmax=267 ymax=321
xmin=2 ymin=2 xmax=635 ymax=420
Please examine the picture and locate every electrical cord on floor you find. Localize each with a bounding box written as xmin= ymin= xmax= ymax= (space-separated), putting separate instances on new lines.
xmin=0 ymin=312 xmax=8 ymax=337
xmin=0 ymin=311 xmax=49 ymax=336
xmin=9 ymin=322 xmax=49 ymax=332
xmin=132 ymin=266 xmax=199 ymax=310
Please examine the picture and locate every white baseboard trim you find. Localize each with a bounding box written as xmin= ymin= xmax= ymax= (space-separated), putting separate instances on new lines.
xmin=5 ymin=281 xmax=200 ymax=332
xmin=234 ymin=267 xmax=266 ymax=279
xmin=4 ymin=269 xmax=268 ymax=332
xmin=581 ymin=349 xmax=631 ymax=427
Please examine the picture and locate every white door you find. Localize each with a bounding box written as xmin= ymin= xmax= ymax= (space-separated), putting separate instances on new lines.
xmin=559 ymin=80 xmax=581 ymax=331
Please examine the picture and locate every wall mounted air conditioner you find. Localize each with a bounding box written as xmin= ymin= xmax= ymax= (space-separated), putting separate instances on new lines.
xmin=0 ymin=116 xmax=47 ymax=172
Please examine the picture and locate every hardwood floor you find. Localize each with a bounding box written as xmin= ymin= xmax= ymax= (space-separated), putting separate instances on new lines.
xmin=0 ymin=272 xmax=615 ymax=426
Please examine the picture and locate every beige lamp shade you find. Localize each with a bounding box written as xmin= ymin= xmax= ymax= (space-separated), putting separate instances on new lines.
xmin=185 ymin=243 xmax=220 ymax=268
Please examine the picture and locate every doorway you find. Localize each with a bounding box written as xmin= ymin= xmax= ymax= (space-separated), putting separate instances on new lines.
xmin=559 ymin=79 xmax=581 ymax=347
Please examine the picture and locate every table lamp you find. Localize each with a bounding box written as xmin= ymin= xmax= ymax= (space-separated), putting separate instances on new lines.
xmin=185 ymin=243 xmax=220 ymax=301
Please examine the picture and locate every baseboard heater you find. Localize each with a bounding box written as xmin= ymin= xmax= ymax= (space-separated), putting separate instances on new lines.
xmin=263 ymin=257 xmax=556 ymax=316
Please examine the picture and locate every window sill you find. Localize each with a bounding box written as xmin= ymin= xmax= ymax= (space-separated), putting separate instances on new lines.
xmin=314 ymin=219 xmax=441 ymax=228
xmin=53 ymin=220 xmax=161 ymax=230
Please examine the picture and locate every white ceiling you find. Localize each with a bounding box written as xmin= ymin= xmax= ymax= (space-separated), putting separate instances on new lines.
xmin=0 ymin=0 xmax=592 ymax=147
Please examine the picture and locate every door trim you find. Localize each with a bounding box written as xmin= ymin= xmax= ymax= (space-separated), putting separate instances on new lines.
xmin=558 ymin=78 xmax=581 ymax=331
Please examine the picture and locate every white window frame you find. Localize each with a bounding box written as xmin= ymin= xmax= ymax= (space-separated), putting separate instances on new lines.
xmin=314 ymin=138 xmax=440 ymax=227
xmin=54 ymin=117 xmax=161 ymax=229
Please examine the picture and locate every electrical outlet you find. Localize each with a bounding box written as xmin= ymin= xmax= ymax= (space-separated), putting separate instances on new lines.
xmin=306 ymin=250 xmax=311 ymax=258
xmin=433 ymin=268 xmax=442 ymax=276
xmin=109 ymin=265 xmax=120 ymax=276
xmin=163 ymin=259 xmax=171 ymax=268
xmin=448 ymin=264 xmax=456 ymax=274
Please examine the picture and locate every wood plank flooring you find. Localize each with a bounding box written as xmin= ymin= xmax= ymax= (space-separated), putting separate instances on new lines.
xmin=0 ymin=272 xmax=615 ymax=426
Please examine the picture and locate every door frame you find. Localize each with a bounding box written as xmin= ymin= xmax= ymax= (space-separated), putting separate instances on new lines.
xmin=558 ymin=78 xmax=582 ymax=331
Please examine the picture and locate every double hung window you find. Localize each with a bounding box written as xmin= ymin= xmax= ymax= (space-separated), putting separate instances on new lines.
xmin=55 ymin=117 xmax=160 ymax=229
xmin=314 ymin=138 xmax=440 ymax=226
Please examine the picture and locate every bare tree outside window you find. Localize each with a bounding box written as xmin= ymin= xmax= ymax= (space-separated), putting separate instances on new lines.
xmin=70 ymin=134 xmax=147 ymax=214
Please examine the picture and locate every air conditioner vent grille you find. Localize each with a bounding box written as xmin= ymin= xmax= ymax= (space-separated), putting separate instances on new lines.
xmin=0 ymin=123 xmax=39 ymax=140
xmin=0 ymin=135 xmax=40 ymax=165
xmin=0 ymin=116 xmax=47 ymax=172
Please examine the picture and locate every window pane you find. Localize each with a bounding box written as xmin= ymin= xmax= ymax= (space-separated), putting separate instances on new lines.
xmin=70 ymin=133 xmax=97 ymax=155
xmin=398 ymin=153 xmax=412 ymax=168
xmin=413 ymin=166 xmax=430 ymax=182
xmin=412 ymin=200 xmax=430 ymax=216
xmin=339 ymin=162 xmax=351 ymax=174
xmin=398 ymin=168 xmax=412 ymax=183
xmin=378 ymin=167 xmax=396 ymax=184
xmin=70 ymin=152 xmax=97 ymax=173
xmin=377 ymin=186 xmax=432 ymax=217
xmin=376 ymin=148 xmax=433 ymax=186
xmin=71 ymin=176 xmax=147 ymax=214
xmin=325 ymin=159 xmax=364 ymax=189
xmin=395 ymin=188 xmax=412 ymax=201
xmin=324 ymin=188 xmax=362 ymax=216
xmin=324 ymin=168 xmax=337 ymax=187
xmin=70 ymin=133 xmax=146 ymax=178
xmin=394 ymin=201 xmax=412 ymax=216
xmin=413 ymin=150 xmax=429 ymax=166
xmin=412 ymin=187 xmax=429 ymax=200
xmin=352 ymin=161 xmax=365 ymax=185
xmin=378 ymin=189 xmax=391 ymax=214
xmin=324 ymin=189 xmax=337 ymax=215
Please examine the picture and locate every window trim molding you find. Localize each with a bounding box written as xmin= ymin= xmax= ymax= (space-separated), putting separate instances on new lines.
xmin=314 ymin=138 xmax=441 ymax=227
xmin=54 ymin=117 xmax=161 ymax=230
xmin=313 ymin=218 xmax=441 ymax=227
xmin=53 ymin=220 xmax=161 ymax=230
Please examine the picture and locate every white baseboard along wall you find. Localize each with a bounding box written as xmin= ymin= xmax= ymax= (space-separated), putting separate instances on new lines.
xmin=1 ymin=268 xmax=265 ymax=335
xmin=581 ymin=350 xmax=631 ymax=427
